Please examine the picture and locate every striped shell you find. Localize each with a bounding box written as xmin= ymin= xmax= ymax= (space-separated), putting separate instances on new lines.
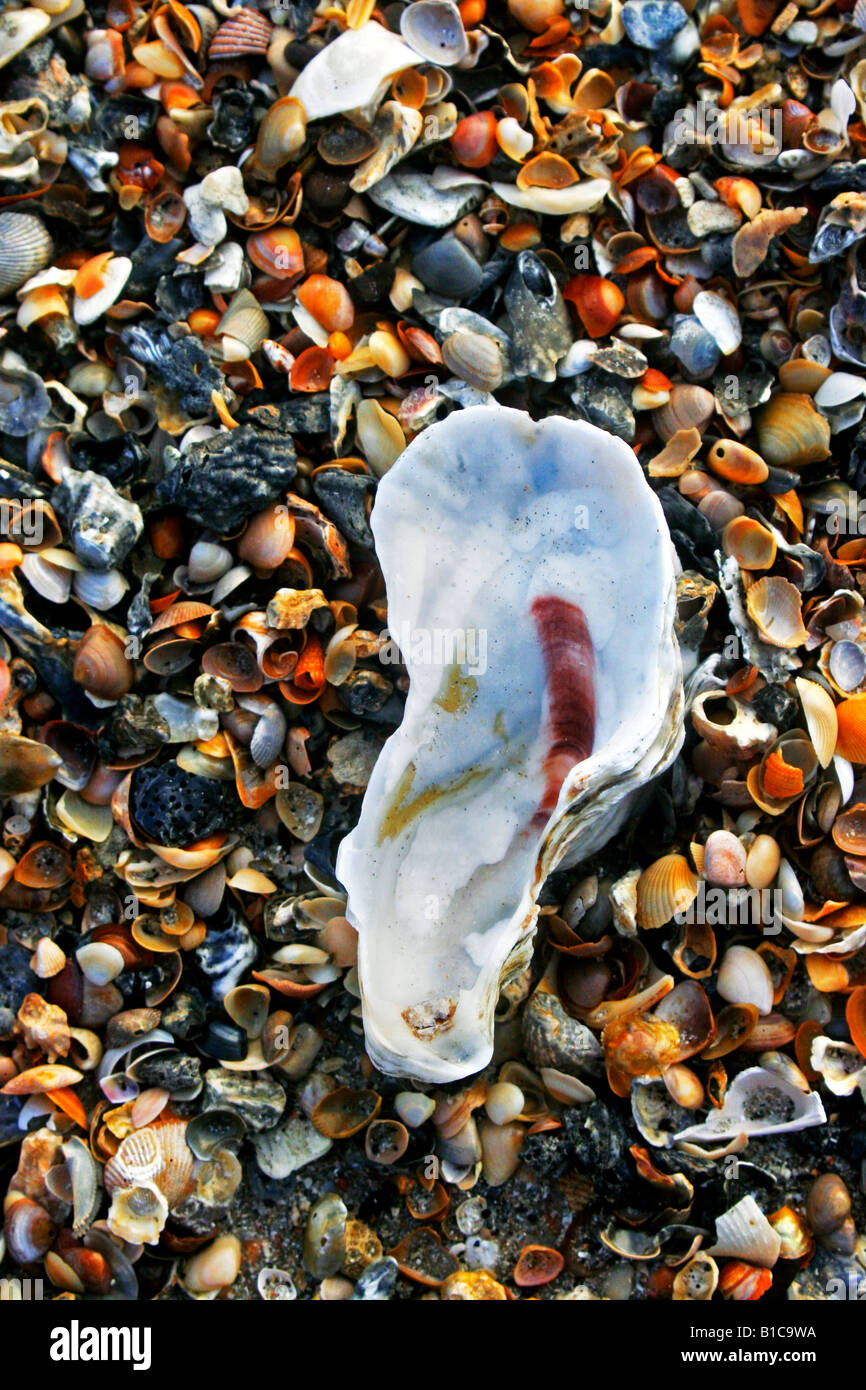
xmin=104 ymin=1119 xmax=197 ymax=1209
xmin=208 ymin=7 xmax=273 ymax=58
xmin=0 ymin=212 xmax=54 ymax=297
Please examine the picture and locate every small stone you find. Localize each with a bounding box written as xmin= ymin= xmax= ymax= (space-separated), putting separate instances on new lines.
xmin=622 ymin=0 xmax=688 ymax=50
xmin=485 ymin=1082 xmax=524 ymax=1125
xmin=669 ymin=316 xmax=721 ymax=377
xmin=203 ymin=1067 xmax=286 ymax=1132
xmin=134 ymin=1050 xmax=201 ymax=1093
xmin=55 ymin=470 xmax=143 ymax=571
xmin=157 ymin=425 xmax=297 ymax=532
xmin=252 ymin=1115 xmax=331 ymax=1177
xmin=326 ymin=728 xmax=388 ymax=791
xmin=195 ymin=916 xmax=258 ymax=1003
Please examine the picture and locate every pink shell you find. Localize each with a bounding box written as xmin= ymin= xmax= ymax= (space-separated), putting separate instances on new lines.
xmin=208 ymin=7 xmax=273 ymax=58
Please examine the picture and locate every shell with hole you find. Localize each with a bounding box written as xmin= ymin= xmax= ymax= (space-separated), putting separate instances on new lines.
xmin=336 ymin=405 xmax=684 ymax=1082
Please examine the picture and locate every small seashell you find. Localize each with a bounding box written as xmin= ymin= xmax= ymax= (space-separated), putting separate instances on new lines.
xmin=441 ymin=331 xmax=503 ymax=391
xmin=394 ymin=1091 xmax=435 ymax=1127
xmin=806 ymin=1173 xmax=851 ymax=1237
xmin=76 ymin=942 xmax=125 ymax=986
xmin=745 ymin=834 xmax=780 ymax=890
xmin=746 ymin=576 xmax=809 ymax=649
xmin=107 ymin=1182 xmax=168 ymax=1245
xmin=30 ymin=937 xmax=66 ymax=978
xmin=73 ymin=625 xmax=134 ymax=701
xmin=755 ymin=393 xmax=832 ymax=470
xmin=183 ymin=1234 xmax=242 ymax=1295
xmin=289 ymin=23 xmax=422 ymax=123
xmin=0 ymin=212 xmax=54 ymax=297
xmin=673 ymin=1253 xmax=719 ymax=1301
xmin=722 ymin=515 xmax=775 ymax=569
xmin=636 ymin=854 xmax=698 ymax=929
xmin=834 ymin=693 xmax=866 ymax=763
xmin=0 ymin=8 xmax=50 ymax=70
xmin=703 ymin=830 xmax=747 ymax=887
xmin=653 ymin=384 xmax=715 ymax=440
xmin=795 ymin=677 xmax=837 ymax=768
xmin=563 ymin=275 xmax=625 ymax=339
xmin=717 ymin=945 xmax=774 ymax=1015
xmin=708 ymin=1195 xmax=781 ymax=1268
xmin=208 ymin=7 xmax=272 ymax=59
xmin=400 ymin=1 xmax=468 ymax=65
xmin=254 ymin=96 xmax=306 ymax=175
xmin=73 ymin=568 xmax=128 ymax=612
xmin=485 ymin=1081 xmax=524 ymax=1125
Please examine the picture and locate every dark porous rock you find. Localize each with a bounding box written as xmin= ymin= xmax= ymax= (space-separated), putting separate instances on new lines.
xmin=134 ymin=1050 xmax=202 ymax=1093
xmin=160 ymin=988 xmax=207 ymax=1040
xmin=157 ymin=425 xmax=297 ymax=531
xmin=751 ymin=682 xmax=799 ymax=732
xmin=94 ymin=94 xmax=158 ymax=145
xmin=0 ymin=943 xmax=39 ymax=1038
xmin=563 ymin=1101 xmax=633 ymax=1200
xmin=121 ymin=322 xmax=222 ymax=416
xmin=338 ymin=669 xmax=394 ymax=717
xmin=209 ymin=88 xmax=258 ymax=150
xmin=156 ymin=270 xmax=206 ymax=319
xmin=312 ymin=469 xmax=376 ymax=548
xmin=131 ymin=764 xmax=238 ymax=848
xmin=202 ymin=1067 xmax=287 ymax=1132
xmin=55 ymin=469 xmax=144 ymax=571
xmin=195 ymin=913 xmax=258 ymax=1002
xmin=519 ymin=1126 xmax=572 ymax=1179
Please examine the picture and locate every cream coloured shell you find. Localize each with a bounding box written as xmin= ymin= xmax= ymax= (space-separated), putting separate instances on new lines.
xmin=0 ymin=212 xmax=55 ymax=296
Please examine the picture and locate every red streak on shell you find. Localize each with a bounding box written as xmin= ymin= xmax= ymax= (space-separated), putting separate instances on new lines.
xmin=531 ymin=595 xmax=596 ymax=820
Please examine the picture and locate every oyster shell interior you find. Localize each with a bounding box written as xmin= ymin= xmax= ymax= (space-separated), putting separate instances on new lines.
xmin=336 ymin=405 xmax=684 ymax=1081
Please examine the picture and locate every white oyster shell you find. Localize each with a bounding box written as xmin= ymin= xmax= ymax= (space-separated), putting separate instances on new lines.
xmin=336 ymin=406 xmax=684 ymax=1082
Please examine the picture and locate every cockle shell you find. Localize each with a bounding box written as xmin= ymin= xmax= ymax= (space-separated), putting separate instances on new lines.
xmin=103 ymin=1118 xmax=197 ymax=1208
xmin=0 ymin=211 xmax=54 ymax=296
xmin=336 ymin=406 xmax=683 ymax=1082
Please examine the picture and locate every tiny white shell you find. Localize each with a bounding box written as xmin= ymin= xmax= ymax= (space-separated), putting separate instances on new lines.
xmin=716 ymin=944 xmax=774 ymax=1014
xmin=708 ymin=1195 xmax=782 ymax=1268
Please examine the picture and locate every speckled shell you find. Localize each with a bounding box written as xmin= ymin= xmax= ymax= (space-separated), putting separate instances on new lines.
xmin=0 ymin=212 xmax=55 ymax=296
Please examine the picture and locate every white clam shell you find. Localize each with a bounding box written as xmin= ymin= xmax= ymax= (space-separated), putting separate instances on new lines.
xmin=289 ymin=23 xmax=422 ymax=122
xmin=400 ymin=1 xmax=468 ymax=65
xmin=716 ymin=944 xmax=774 ymax=1015
xmin=674 ymin=1065 xmax=826 ymax=1142
xmin=336 ymin=405 xmax=683 ymax=1082
xmin=707 ymin=1195 xmax=782 ymax=1269
xmin=491 ymin=178 xmax=610 ymax=214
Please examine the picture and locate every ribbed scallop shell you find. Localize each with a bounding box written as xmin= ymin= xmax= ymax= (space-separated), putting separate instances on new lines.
xmin=636 ymin=853 xmax=698 ymax=931
xmin=0 ymin=212 xmax=54 ymax=297
xmin=104 ymin=1119 xmax=197 ymax=1209
xmin=104 ymin=1127 xmax=161 ymax=1192
xmin=208 ymin=7 xmax=273 ymax=58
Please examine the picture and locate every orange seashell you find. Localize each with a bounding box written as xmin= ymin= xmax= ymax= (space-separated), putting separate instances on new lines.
xmin=237 ymin=504 xmax=295 ymax=571
xmin=149 ymin=601 xmax=214 ymax=635
xmin=636 ymin=853 xmax=699 ymax=929
xmin=48 ymin=1086 xmax=88 ymax=1128
xmin=719 ymin=1260 xmax=773 ymax=1300
xmin=513 ymin=1245 xmax=564 ymax=1287
xmin=707 ymin=439 xmax=769 ymax=486
xmin=202 ymin=642 xmax=263 ymax=693
xmin=149 ymin=511 xmax=185 ymax=559
xmin=2 ymin=1064 xmax=82 ymax=1095
xmin=14 ymin=841 xmax=72 ymax=889
xmin=459 ymin=0 xmax=486 ymax=21
xmin=290 ymin=345 xmax=334 ymax=392
xmin=562 ymin=274 xmax=625 ymax=338
xmin=845 ymin=986 xmax=866 ymax=1058
xmin=145 ymin=189 xmax=187 ymax=244
xmin=73 ymin=627 xmax=134 ymax=702
xmin=516 ymin=152 xmax=578 ymax=190
xmin=736 ymin=0 xmax=780 ymax=36
xmin=450 ymin=111 xmax=498 ymax=168
xmin=247 ymin=228 xmax=304 ymax=280
xmin=208 ymin=6 xmax=273 ymax=58
xmin=297 ymin=274 xmax=355 ymax=333
xmin=762 ymin=748 xmax=805 ymax=800
xmin=0 ymin=542 xmax=22 ymax=570
xmin=836 ymin=694 xmax=866 ymax=763
xmin=73 ymin=252 xmax=113 ymax=299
